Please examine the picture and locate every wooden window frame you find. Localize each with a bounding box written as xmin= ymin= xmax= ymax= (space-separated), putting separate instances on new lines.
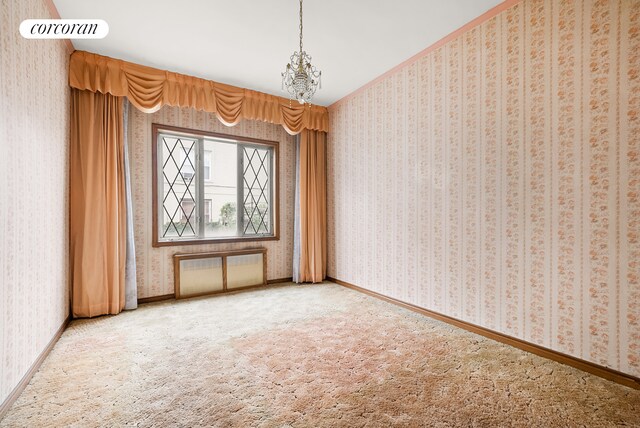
xmin=152 ymin=123 xmax=280 ymax=247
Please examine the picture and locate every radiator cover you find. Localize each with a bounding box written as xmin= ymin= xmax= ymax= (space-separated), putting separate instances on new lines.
xmin=174 ymin=248 xmax=267 ymax=299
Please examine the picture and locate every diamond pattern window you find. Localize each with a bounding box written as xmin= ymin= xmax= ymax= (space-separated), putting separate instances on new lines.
xmin=152 ymin=124 xmax=279 ymax=246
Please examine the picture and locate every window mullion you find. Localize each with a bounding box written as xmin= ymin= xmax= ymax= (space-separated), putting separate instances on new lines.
xmin=237 ymin=144 xmax=244 ymax=237
xmin=269 ymin=148 xmax=274 ymax=234
xmin=198 ymin=138 xmax=205 ymax=238
xmin=157 ymin=134 xmax=164 ymax=240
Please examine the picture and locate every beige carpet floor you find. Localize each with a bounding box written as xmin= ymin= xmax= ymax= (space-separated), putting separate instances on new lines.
xmin=1 ymin=282 xmax=639 ymax=427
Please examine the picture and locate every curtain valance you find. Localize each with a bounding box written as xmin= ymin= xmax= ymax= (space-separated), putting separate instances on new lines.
xmin=69 ymin=50 xmax=329 ymax=135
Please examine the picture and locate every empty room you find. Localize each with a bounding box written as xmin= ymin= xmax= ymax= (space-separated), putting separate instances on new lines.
xmin=1 ymin=0 xmax=639 ymax=426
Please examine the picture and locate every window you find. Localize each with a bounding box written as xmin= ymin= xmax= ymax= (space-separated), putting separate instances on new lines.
xmin=152 ymin=124 xmax=279 ymax=246
xmin=204 ymin=199 xmax=212 ymax=223
xmin=180 ymin=198 xmax=195 ymax=224
xmin=179 ymin=147 xmax=196 ymax=181
xmin=203 ymin=151 xmax=212 ymax=181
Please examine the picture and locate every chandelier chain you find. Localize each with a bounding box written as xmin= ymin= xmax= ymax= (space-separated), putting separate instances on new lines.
xmin=299 ymin=0 xmax=303 ymax=54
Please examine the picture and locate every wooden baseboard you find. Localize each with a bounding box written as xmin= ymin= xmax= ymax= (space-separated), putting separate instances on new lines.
xmin=327 ymin=277 xmax=640 ymax=390
xmin=137 ymin=293 xmax=175 ymax=304
xmin=267 ymin=277 xmax=293 ymax=284
xmin=0 ymin=315 xmax=71 ymax=419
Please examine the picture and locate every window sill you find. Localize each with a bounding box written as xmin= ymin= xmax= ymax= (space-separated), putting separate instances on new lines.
xmin=152 ymin=234 xmax=279 ymax=248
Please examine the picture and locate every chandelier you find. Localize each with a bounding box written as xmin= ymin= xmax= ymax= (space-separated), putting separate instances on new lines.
xmin=281 ymin=0 xmax=321 ymax=105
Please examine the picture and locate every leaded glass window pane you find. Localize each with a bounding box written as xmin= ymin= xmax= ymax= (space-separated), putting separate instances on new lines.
xmin=160 ymin=136 xmax=198 ymax=239
xmin=242 ymin=146 xmax=271 ymax=235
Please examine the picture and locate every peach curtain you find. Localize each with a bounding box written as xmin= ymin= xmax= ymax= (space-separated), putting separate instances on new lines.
xmin=298 ymin=130 xmax=327 ymax=282
xmin=68 ymin=51 xmax=329 ymax=135
xmin=70 ymin=88 xmax=126 ymax=318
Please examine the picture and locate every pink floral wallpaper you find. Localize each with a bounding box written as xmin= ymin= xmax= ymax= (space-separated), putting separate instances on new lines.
xmin=0 ymin=0 xmax=70 ymax=404
xmin=128 ymin=107 xmax=295 ymax=299
xmin=328 ymin=0 xmax=640 ymax=377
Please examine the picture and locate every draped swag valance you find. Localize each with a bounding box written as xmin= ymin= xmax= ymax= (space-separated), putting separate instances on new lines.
xmin=69 ymin=50 xmax=329 ymax=135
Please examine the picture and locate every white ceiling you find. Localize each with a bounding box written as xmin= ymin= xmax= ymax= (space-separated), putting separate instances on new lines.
xmin=53 ymin=0 xmax=503 ymax=106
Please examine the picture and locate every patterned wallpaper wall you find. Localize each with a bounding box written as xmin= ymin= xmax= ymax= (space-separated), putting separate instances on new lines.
xmin=328 ymin=0 xmax=640 ymax=377
xmin=129 ymin=107 xmax=296 ymax=299
xmin=0 ymin=0 xmax=70 ymax=404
